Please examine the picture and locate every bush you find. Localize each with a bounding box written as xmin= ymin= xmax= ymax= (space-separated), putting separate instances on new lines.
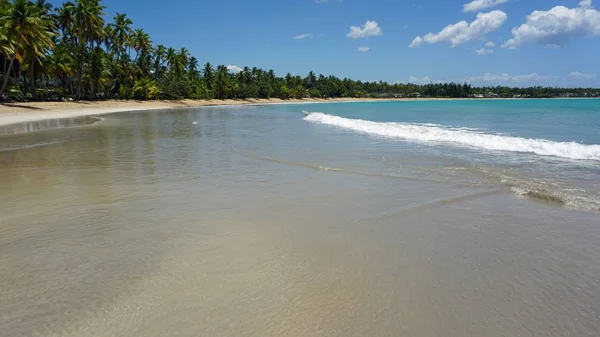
xmin=133 ymin=78 xmax=160 ymax=100
xmin=6 ymin=85 xmax=24 ymax=101
xmin=119 ymin=86 xmax=134 ymax=100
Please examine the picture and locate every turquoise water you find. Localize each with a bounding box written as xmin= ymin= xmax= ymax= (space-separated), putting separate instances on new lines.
xmin=303 ymin=99 xmax=600 ymax=157
xmin=299 ymin=99 xmax=600 ymax=212
xmin=2 ymin=100 xmax=600 ymax=336
xmin=307 ymin=99 xmax=600 ymax=144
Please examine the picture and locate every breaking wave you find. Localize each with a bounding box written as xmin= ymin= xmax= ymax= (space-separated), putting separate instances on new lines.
xmin=303 ymin=112 xmax=600 ymax=161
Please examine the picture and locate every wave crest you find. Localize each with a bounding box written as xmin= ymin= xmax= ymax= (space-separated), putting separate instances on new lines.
xmin=303 ymin=112 xmax=600 ymax=161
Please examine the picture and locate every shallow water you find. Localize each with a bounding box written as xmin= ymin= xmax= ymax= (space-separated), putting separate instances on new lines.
xmin=0 ymin=115 xmax=101 ymax=135
xmin=1 ymin=102 xmax=600 ymax=337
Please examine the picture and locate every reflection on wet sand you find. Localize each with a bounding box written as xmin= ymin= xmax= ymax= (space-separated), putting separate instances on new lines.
xmin=0 ymin=116 xmax=102 ymax=135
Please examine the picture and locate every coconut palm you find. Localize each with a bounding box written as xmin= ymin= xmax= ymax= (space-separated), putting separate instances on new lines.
xmin=187 ymin=56 xmax=200 ymax=84
xmin=203 ymin=62 xmax=214 ymax=90
xmin=55 ymin=2 xmax=74 ymax=35
xmin=87 ymin=46 xmax=108 ymax=98
xmin=23 ymin=0 xmax=57 ymax=97
xmin=131 ymin=28 xmax=151 ymax=75
xmin=176 ymin=47 xmax=189 ymax=74
xmin=70 ymin=0 xmax=106 ymax=98
xmin=1 ymin=1 xmax=14 ymax=66
xmin=188 ymin=56 xmax=198 ymax=72
xmin=34 ymin=0 xmax=52 ymax=15
xmin=152 ymin=44 xmax=165 ymax=77
xmin=107 ymin=13 xmax=131 ymax=60
xmin=46 ymin=43 xmax=74 ymax=95
xmin=214 ymin=65 xmax=230 ymax=99
xmin=1 ymin=0 xmax=56 ymax=97
xmin=165 ymin=47 xmax=176 ymax=70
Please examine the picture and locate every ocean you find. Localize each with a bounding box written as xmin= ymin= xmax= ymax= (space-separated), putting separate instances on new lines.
xmin=302 ymin=99 xmax=600 ymax=212
xmin=1 ymin=99 xmax=600 ymax=336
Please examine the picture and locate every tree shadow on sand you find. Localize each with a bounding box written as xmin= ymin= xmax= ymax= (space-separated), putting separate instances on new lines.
xmin=0 ymin=103 xmax=44 ymax=110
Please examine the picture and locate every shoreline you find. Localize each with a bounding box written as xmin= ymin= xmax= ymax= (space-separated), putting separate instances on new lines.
xmin=0 ymin=96 xmax=596 ymax=131
xmin=0 ymin=98 xmax=448 ymax=129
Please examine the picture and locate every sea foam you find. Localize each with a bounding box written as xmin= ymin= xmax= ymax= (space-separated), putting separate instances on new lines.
xmin=303 ymin=112 xmax=600 ymax=161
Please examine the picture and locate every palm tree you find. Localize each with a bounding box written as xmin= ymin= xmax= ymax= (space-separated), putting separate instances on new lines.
xmin=107 ymin=13 xmax=131 ymax=60
xmin=55 ymin=2 xmax=75 ymax=38
xmin=1 ymin=0 xmax=56 ymax=97
xmin=152 ymin=44 xmax=166 ymax=79
xmin=188 ymin=56 xmax=198 ymax=72
xmin=46 ymin=43 xmax=74 ymax=95
xmin=130 ymin=29 xmax=143 ymax=60
xmin=35 ymin=0 xmax=52 ymax=16
xmin=88 ymin=46 xmax=107 ymax=98
xmin=187 ymin=56 xmax=199 ymax=83
xmin=203 ymin=62 xmax=214 ymax=90
xmin=306 ymin=71 xmax=316 ymax=89
xmin=70 ymin=0 xmax=105 ymax=99
xmin=176 ymin=47 xmax=189 ymax=74
xmin=266 ymin=69 xmax=276 ymax=98
xmin=214 ymin=65 xmax=230 ymax=99
xmin=165 ymin=47 xmax=176 ymax=71
xmin=25 ymin=0 xmax=56 ymax=97
xmin=131 ymin=28 xmax=151 ymax=76
xmin=1 ymin=0 xmax=15 ymax=81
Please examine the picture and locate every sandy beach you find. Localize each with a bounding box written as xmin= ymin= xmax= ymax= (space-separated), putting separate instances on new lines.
xmin=0 ymin=97 xmax=451 ymax=129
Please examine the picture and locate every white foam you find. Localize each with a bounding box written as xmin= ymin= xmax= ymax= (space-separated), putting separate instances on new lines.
xmin=304 ymin=112 xmax=600 ymax=161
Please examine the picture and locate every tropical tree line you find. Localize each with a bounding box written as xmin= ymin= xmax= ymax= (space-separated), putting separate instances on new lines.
xmin=1 ymin=0 xmax=599 ymax=102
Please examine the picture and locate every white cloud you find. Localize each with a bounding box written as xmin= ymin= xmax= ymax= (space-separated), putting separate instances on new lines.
xmin=409 ymin=10 xmax=507 ymax=48
xmin=409 ymin=37 xmax=423 ymax=48
xmin=485 ymin=41 xmax=496 ymax=47
xmin=467 ymin=72 xmax=557 ymax=83
xmin=357 ymin=46 xmax=370 ymax=52
xmin=408 ymin=76 xmax=432 ymax=84
xmin=226 ymin=65 xmax=243 ymax=73
xmin=463 ymin=0 xmax=509 ymax=13
xmin=503 ymin=1 xmax=600 ymax=49
xmin=347 ymin=21 xmax=383 ymax=39
xmin=568 ymin=71 xmax=597 ymax=79
xmin=475 ymin=48 xmax=494 ymax=55
xmin=295 ymin=33 xmax=313 ymax=40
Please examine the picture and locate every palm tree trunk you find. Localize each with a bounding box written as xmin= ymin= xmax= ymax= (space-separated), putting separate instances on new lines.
xmin=75 ymin=39 xmax=85 ymax=100
xmin=31 ymin=58 xmax=37 ymax=99
xmin=0 ymin=40 xmax=21 ymax=97
xmin=16 ymin=64 xmax=23 ymax=95
xmin=60 ymin=72 xmax=65 ymax=95
xmin=75 ymin=49 xmax=81 ymax=99
xmin=2 ymin=56 xmax=8 ymax=82
xmin=89 ymin=40 xmax=95 ymax=100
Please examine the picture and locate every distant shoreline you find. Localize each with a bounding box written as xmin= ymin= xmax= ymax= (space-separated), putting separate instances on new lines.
xmin=0 ymin=97 xmax=596 ymax=133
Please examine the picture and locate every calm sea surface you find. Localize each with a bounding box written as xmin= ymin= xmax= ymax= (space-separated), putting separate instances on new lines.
xmin=1 ymin=99 xmax=600 ymax=337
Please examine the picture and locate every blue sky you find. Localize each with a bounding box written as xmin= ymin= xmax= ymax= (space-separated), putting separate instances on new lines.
xmin=53 ymin=0 xmax=600 ymax=87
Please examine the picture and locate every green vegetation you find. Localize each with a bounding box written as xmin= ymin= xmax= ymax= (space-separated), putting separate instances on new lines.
xmin=1 ymin=0 xmax=599 ymax=102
